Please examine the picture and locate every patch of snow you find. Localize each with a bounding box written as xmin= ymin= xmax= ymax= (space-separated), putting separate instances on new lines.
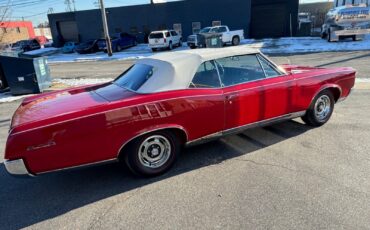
xmin=45 ymin=36 xmax=370 ymax=63
xmin=47 ymin=44 xmax=187 ymax=63
xmin=0 ymin=92 xmax=31 ymax=103
xmin=24 ymin=47 xmax=60 ymax=56
xmin=53 ymin=78 xmax=113 ymax=86
xmin=240 ymin=36 xmax=370 ymax=54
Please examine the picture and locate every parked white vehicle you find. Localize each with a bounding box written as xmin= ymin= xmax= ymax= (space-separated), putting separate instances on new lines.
xmin=148 ymin=30 xmax=182 ymax=52
xmin=321 ymin=4 xmax=370 ymax=42
xmin=187 ymin=25 xmax=244 ymax=48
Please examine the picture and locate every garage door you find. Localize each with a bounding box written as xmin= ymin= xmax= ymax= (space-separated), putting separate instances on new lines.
xmin=58 ymin=21 xmax=79 ymax=42
xmin=250 ymin=4 xmax=288 ymax=38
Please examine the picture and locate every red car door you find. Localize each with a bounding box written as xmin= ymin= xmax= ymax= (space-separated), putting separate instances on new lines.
xmin=215 ymin=54 xmax=297 ymax=131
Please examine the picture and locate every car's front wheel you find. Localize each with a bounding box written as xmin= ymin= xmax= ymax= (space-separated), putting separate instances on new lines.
xmin=124 ymin=131 xmax=180 ymax=177
xmin=302 ymin=90 xmax=334 ymax=127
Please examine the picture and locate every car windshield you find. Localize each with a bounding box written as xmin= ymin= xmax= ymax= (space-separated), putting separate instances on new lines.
xmin=149 ymin=33 xmax=164 ymax=39
xmin=114 ymin=64 xmax=154 ymax=92
xmin=200 ymin=27 xmax=211 ymax=33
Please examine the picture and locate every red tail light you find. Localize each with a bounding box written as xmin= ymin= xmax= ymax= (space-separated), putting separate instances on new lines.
xmin=164 ymin=38 xmax=167 ymax=43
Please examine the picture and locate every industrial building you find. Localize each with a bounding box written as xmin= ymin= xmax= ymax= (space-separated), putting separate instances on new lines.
xmin=48 ymin=0 xmax=299 ymax=47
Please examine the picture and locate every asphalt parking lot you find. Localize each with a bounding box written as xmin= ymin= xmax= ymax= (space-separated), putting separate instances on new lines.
xmin=1 ymin=51 xmax=370 ymax=229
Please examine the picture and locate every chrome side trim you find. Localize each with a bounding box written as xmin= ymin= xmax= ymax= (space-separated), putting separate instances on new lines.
xmin=37 ymin=158 xmax=118 ymax=175
xmin=116 ymin=126 xmax=189 ymax=158
xmin=4 ymin=159 xmax=35 ymax=177
xmin=186 ymin=111 xmax=306 ymax=147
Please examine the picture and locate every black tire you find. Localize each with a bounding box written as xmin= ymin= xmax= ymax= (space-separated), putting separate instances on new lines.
xmin=352 ymin=35 xmax=357 ymax=41
xmin=302 ymin=90 xmax=335 ymax=127
xmin=151 ymin=48 xmax=157 ymax=52
xmin=232 ymin=36 xmax=240 ymax=46
xmin=189 ymin=45 xmax=197 ymax=49
xmin=123 ymin=130 xmax=180 ymax=177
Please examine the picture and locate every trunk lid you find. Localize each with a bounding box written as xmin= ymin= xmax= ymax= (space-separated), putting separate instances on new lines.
xmin=11 ymin=85 xmax=108 ymax=129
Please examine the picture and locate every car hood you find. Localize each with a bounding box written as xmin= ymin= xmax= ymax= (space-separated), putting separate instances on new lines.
xmin=11 ymin=85 xmax=109 ymax=130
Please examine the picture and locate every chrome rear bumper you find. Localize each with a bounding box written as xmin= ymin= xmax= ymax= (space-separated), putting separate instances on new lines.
xmin=4 ymin=159 xmax=34 ymax=177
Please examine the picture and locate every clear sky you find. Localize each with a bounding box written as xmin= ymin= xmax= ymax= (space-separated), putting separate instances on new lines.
xmin=2 ymin=0 xmax=333 ymax=26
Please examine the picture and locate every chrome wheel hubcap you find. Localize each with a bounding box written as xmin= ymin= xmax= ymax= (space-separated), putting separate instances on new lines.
xmin=138 ymin=135 xmax=171 ymax=169
xmin=314 ymin=95 xmax=331 ymax=121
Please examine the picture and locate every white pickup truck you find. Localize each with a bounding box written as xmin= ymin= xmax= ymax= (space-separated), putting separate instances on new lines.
xmin=187 ymin=26 xmax=244 ymax=48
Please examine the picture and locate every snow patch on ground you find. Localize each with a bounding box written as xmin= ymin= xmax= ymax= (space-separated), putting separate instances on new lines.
xmin=0 ymin=93 xmax=32 ymax=103
xmin=24 ymin=47 xmax=60 ymax=56
xmin=46 ymin=36 xmax=370 ymax=64
xmin=53 ymin=78 xmax=113 ymax=86
xmin=47 ymin=44 xmax=156 ymax=63
xmin=241 ymin=36 xmax=370 ymax=54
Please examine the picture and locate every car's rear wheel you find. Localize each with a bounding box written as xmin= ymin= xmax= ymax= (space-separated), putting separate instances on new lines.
xmin=124 ymin=131 xmax=180 ymax=177
xmin=302 ymin=90 xmax=334 ymax=127
xmin=151 ymin=48 xmax=157 ymax=52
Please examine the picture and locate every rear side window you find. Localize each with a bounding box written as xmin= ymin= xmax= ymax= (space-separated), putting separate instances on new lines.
xmin=149 ymin=33 xmax=164 ymax=39
xmin=190 ymin=61 xmax=221 ymax=88
xmin=114 ymin=64 xmax=154 ymax=91
xmin=165 ymin=32 xmax=170 ymax=37
xmin=170 ymin=31 xmax=177 ymax=36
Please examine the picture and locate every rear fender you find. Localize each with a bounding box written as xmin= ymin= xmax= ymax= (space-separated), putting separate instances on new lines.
xmin=117 ymin=124 xmax=189 ymax=157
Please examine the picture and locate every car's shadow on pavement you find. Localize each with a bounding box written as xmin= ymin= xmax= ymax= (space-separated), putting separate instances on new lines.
xmin=0 ymin=120 xmax=312 ymax=229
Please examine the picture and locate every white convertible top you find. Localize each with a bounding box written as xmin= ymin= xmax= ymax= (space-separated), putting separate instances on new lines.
xmin=135 ymin=46 xmax=260 ymax=93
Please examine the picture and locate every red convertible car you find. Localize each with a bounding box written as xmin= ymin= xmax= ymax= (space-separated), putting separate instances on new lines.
xmin=4 ymin=47 xmax=356 ymax=177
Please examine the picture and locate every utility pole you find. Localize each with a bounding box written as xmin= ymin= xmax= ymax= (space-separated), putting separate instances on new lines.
xmin=65 ymin=0 xmax=72 ymax=12
xmin=72 ymin=0 xmax=77 ymax=11
xmin=99 ymin=0 xmax=113 ymax=56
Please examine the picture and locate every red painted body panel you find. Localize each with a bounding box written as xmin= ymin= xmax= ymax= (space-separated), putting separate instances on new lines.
xmin=4 ymin=65 xmax=356 ymax=174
